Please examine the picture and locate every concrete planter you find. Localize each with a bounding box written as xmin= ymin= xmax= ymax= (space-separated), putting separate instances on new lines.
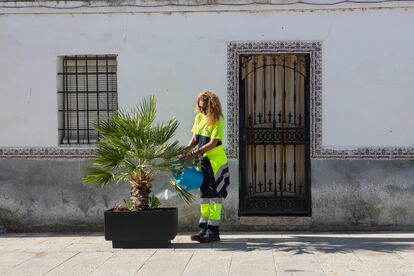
xmin=104 ymin=207 xmax=178 ymax=248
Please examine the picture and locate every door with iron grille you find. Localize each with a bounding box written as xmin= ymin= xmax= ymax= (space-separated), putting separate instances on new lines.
xmin=239 ymin=54 xmax=311 ymax=216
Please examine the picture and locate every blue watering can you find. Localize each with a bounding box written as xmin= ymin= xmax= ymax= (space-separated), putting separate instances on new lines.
xmin=173 ymin=167 xmax=204 ymax=191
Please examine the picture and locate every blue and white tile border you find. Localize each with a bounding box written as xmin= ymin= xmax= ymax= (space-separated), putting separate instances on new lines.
xmin=226 ymin=40 xmax=414 ymax=159
xmin=0 ymin=146 xmax=95 ymax=159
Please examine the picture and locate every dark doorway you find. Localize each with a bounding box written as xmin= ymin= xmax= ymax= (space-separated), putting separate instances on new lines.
xmin=239 ymin=54 xmax=311 ymax=216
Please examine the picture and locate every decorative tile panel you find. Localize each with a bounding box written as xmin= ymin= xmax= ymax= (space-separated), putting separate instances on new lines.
xmin=226 ymin=40 xmax=414 ymax=159
xmin=0 ymin=146 xmax=95 ymax=159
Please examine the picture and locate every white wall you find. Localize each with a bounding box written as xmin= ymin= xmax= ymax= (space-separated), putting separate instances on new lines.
xmin=1 ymin=8 xmax=414 ymax=148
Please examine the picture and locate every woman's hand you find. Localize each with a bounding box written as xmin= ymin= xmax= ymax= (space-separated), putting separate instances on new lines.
xmin=178 ymin=149 xmax=200 ymax=160
xmin=189 ymin=150 xmax=201 ymax=157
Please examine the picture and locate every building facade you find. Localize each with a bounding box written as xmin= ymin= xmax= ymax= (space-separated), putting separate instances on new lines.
xmin=1 ymin=0 xmax=414 ymax=231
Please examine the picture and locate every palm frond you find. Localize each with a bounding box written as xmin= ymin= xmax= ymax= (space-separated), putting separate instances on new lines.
xmin=136 ymin=95 xmax=156 ymax=129
xmin=82 ymin=167 xmax=113 ymax=187
xmin=93 ymin=118 xmax=111 ymax=134
xmin=152 ymin=141 xmax=185 ymax=160
xmin=152 ymin=118 xmax=180 ymax=146
xmin=169 ymin=178 xmax=195 ymax=206
xmin=113 ymin=172 xmax=133 ymax=184
xmin=120 ymin=158 xmax=137 ymax=173
xmin=93 ymin=139 xmax=127 ymax=170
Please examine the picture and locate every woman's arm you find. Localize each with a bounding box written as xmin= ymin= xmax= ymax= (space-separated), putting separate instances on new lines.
xmin=187 ymin=134 xmax=197 ymax=150
xmin=185 ymin=135 xmax=197 ymax=152
xmin=178 ymin=135 xmax=197 ymax=159
xmin=190 ymin=139 xmax=219 ymax=157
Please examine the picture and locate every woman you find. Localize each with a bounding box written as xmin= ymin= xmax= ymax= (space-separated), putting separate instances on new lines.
xmin=184 ymin=90 xmax=230 ymax=243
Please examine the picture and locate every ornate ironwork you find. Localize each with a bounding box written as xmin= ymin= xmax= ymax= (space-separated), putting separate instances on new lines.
xmin=245 ymin=128 xmax=306 ymax=145
xmin=245 ymin=196 xmax=307 ymax=215
xmin=58 ymin=55 xmax=118 ymax=145
xmin=239 ymin=53 xmax=311 ymax=216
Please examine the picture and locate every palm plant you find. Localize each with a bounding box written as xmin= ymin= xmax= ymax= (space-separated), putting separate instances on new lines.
xmin=82 ymin=95 xmax=194 ymax=211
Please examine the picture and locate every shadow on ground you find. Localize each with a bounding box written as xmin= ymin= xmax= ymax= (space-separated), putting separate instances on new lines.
xmin=172 ymin=235 xmax=414 ymax=254
xmin=3 ymin=233 xmax=414 ymax=254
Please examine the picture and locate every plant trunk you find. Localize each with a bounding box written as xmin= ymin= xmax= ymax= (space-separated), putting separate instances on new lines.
xmin=130 ymin=171 xmax=152 ymax=211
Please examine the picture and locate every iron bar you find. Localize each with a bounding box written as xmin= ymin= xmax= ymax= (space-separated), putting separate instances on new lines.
xmin=58 ymin=109 xmax=116 ymax=112
xmin=57 ymin=72 xmax=116 ymax=75
xmin=244 ymin=58 xmax=250 ymax=127
xmin=293 ymin=59 xmax=297 ymax=126
xmin=58 ymin=90 xmax=117 ymax=94
xmin=283 ymin=57 xmax=286 ymax=125
xmin=264 ymin=144 xmax=267 ymax=192
xmin=247 ymin=57 xmax=252 ymax=128
xmin=304 ymin=54 xmax=311 ymax=206
xmin=293 ymin=58 xmax=297 ymax=193
xmin=253 ymin=57 xmax=257 ymax=125
xmin=253 ymin=57 xmax=257 ymax=194
xmin=96 ymin=55 xmax=100 ymax=137
xmin=85 ymin=56 xmax=90 ymax=144
xmin=58 ymin=127 xmax=109 ymax=131
xmin=75 ymin=56 xmax=80 ymax=144
xmin=274 ymin=144 xmax=277 ymax=196
xmin=63 ymin=56 xmax=114 ymax=61
xmin=273 ymin=56 xmax=277 ymax=127
xmin=251 ymin=144 xmax=255 ymax=195
xmin=246 ymin=57 xmax=255 ymax=196
xmin=263 ymin=56 xmax=266 ymax=123
xmin=64 ymin=58 xmax=69 ymax=144
xmin=106 ymin=55 xmax=110 ymax=118
xmin=254 ymin=145 xmax=257 ymax=194
xmin=294 ymin=144 xmax=297 ymax=193
xmin=283 ymin=150 xmax=287 ymax=192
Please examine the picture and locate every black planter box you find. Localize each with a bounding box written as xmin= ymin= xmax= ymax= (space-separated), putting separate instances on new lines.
xmin=104 ymin=207 xmax=178 ymax=248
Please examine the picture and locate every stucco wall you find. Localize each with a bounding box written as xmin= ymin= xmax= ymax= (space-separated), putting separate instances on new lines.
xmin=1 ymin=8 xmax=414 ymax=148
xmin=0 ymin=159 xmax=239 ymax=232
xmin=1 ymin=158 xmax=414 ymax=232
xmin=1 ymin=6 xmax=414 ymax=231
xmin=312 ymin=160 xmax=414 ymax=228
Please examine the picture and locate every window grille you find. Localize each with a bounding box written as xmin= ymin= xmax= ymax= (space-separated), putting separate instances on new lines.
xmin=58 ymin=55 xmax=118 ymax=144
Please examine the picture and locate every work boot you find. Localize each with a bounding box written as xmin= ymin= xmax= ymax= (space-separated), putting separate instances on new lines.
xmin=190 ymin=223 xmax=207 ymax=242
xmin=198 ymin=232 xmax=220 ymax=243
xmin=190 ymin=229 xmax=206 ymax=241
xmin=198 ymin=225 xmax=220 ymax=243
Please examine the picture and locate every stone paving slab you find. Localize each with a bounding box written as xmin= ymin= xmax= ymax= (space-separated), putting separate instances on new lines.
xmin=1 ymin=232 xmax=414 ymax=275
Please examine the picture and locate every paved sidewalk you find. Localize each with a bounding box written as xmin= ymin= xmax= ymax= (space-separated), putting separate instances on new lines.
xmin=1 ymin=232 xmax=414 ymax=276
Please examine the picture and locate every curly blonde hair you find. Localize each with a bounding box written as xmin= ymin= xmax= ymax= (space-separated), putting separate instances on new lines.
xmin=195 ymin=90 xmax=223 ymax=125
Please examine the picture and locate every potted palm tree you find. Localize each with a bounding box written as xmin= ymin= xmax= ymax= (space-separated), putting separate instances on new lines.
xmin=82 ymin=95 xmax=194 ymax=248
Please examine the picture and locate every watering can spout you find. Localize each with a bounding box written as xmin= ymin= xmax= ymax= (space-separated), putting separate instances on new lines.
xmin=156 ymin=189 xmax=178 ymax=200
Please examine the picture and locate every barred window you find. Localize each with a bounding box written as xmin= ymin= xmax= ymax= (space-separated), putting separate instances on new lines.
xmin=58 ymin=55 xmax=118 ymax=144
